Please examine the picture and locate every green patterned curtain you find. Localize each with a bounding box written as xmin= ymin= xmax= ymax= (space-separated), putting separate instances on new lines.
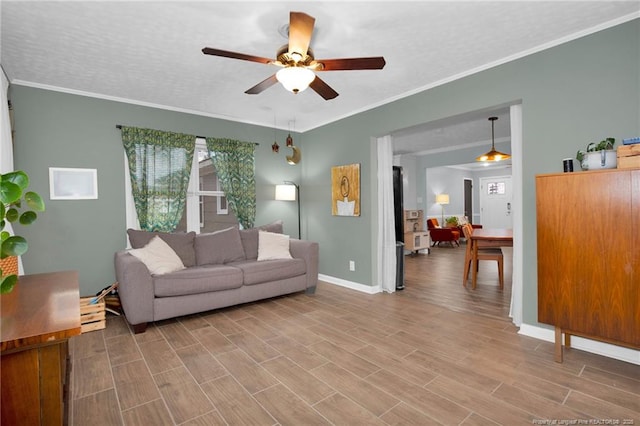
xmin=121 ymin=127 xmax=195 ymax=232
xmin=205 ymin=138 xmax=256 ymax=229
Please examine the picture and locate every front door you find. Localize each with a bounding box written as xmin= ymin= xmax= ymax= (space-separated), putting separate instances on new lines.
xmin=479 ymin=175 xmax=512 ymax=229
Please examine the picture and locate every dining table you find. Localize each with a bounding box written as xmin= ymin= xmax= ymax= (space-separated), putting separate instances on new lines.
xmin=470 ymin=228 xmax=513 ymax=288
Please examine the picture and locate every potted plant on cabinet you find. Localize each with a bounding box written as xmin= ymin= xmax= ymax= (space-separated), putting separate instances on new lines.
xmin=1 ymin=171 xmax=45 ymax=293
xmin=576 ymin=137 xmax=617 ymax=170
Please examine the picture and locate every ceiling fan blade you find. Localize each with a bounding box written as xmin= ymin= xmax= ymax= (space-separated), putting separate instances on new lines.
xmin=202 ymin=47 xmax=273 ymax=65
xmin=317 ymin=57 xmax=386 ymax=71
xmin=245 ymin=74 xmax=278 ymax=95
xmin=288 ymin=12 xmax=315 ymax=57
xmin=309 ymin=76 xmax=339 ymax=100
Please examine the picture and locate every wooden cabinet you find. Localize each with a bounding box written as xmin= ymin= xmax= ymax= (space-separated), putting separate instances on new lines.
xmin=403 ymin=210 xmax=430 ymax=253
xmin=1 ymin=271 xmax=81 ymax=425
xmin=405 ymin=231 xmax=431 ymax=252
xmin=536 ymin=169 xmax=639 ymax=362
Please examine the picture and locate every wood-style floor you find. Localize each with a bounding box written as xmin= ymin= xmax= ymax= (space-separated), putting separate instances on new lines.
xmin=69 ymin=243 xmax=640 ymax=425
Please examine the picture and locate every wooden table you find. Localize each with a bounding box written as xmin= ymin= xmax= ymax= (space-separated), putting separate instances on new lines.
xmin=470 ymin=229 xmax=513 ymax=288
xmin=1 ymin=271 xmax=81 ymax=425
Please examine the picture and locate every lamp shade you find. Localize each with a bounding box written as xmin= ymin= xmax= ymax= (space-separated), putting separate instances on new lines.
xmin=476 ymin=149 xmax=511 ymax=162
xmin=276 ymin=67 xmax=315 ymax=93
xmin=435 ymin=194 xmax=450 ymax=205
xmin=477 ymin=116 xmax=511 ymax=162
xmin=275 ymin=184 xmax=297 ymax=201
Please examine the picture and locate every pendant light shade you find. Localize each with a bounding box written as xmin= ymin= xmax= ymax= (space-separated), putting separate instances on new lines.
xmin=476 ymin=116 xmax=511 ymax=162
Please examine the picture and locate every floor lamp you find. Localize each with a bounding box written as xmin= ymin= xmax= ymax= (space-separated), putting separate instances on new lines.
xmin=435 ymin=193 xmax=449 ymax=225
xmin=275 ymin=181 xmax=300 ymax=239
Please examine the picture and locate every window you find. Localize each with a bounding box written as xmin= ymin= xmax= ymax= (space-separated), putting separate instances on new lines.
xmin=175 ymin=139 xmax=238 ymax=232
xmin=487 ymin=181 xmax=506 ymax=195
xmin=216 ymin=177 xmax=228 ymax=215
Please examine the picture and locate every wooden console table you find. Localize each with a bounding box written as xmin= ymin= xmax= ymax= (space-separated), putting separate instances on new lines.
xmin=1 ymin=271 xmax=81 ymax=425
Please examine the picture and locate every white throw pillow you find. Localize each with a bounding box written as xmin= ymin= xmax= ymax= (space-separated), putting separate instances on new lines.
xmin=257 ymin=230 xmax=292 ymax=261
xmin=128 ymin=235 xmax=185 ymax=275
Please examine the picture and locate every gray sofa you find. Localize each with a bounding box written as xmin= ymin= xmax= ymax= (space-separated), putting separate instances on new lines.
xmin=114 ymin=222 xmax=319 ymax=333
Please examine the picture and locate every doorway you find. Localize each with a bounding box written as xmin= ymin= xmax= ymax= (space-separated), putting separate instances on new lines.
xmin=479 ymin=175 xmax=513 ymax=229
xmin=377 ymin=103 xmax=523 ymax=325
xmin=464 ymin=178 xmax=473 ymax=223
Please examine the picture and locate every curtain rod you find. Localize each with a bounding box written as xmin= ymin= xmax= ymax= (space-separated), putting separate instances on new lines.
xmin=115 ymin=125 xmax=259 ymax=145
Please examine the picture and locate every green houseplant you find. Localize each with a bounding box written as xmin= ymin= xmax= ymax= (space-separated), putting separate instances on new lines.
xmin=576 ymin=137 xmax=616 ymax=170
xmin=445 ymin=216 xmax=459 ymax=228
xmin=1 ymin=170 xmax=45 ymax=293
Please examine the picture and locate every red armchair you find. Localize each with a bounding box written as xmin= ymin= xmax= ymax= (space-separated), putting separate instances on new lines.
xmin=426 ymin=218 xmax=460 ymax=247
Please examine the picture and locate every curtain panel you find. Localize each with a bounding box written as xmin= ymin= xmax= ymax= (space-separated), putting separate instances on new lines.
xmin=377 ymin=135 xmax=397 ymax=293
xmin=205 ymin=138 xmax=256 ymax=229
xmin=121 ymin=127 xmax=195 ymax=232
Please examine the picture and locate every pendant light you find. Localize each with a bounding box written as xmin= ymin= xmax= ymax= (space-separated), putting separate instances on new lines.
xmin=476 ymin=116 xmax=511 ymax=162
xmin=271 ymin=113 xmax=280 ymax=153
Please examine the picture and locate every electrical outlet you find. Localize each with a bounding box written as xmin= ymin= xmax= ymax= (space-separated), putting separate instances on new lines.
xmin=349 ymin=261 xmax=355 ymax=271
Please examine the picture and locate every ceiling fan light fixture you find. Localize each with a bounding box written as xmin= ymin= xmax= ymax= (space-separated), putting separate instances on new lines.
xmin=476 ymin=116 xmax=511 ymax=162
xmin=276 ymin=67 xmax=315 ymax=94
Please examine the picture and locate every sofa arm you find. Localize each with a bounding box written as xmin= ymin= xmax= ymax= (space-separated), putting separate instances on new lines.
xmin=114 ymin=250 xmax=155 ymax=326
xmin=289 ymin=239 xmax=319 ymax=292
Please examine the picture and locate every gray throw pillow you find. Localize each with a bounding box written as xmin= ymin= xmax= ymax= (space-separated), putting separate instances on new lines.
xmin=239 ymin=220 xmax=284 ymax=260
xmin=127 ymin=229 xmax=196 ymax=267
xmin=194 ymin=226 xmax=245 ymax=265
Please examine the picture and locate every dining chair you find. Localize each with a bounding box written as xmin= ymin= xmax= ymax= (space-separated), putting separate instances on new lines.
xmin=462 ymin=224 xmax=504 ymax=290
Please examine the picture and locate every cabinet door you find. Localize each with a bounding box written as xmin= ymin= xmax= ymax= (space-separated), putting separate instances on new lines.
xmin=631 ymin=171 xmax=640 ymax=345
xmin=537 ymin=171 xmax=637 ymax=345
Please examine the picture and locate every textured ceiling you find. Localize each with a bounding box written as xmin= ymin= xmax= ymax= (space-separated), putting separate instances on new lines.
xmin=2 ymin=1 xmax=639 ymax=138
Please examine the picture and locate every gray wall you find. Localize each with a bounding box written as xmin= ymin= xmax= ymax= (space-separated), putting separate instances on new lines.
xmin=10 ymin=89 xmax=302 ymax=296
xmin=415 ymin=141 xmax=512 ymax=218
xmin=301 ymin=19 xmax=639 ymax=325
xmin=9 ymin=19 xmax=639 ymax=327
xmin=422 ymin=163 xmax=513 ymax=225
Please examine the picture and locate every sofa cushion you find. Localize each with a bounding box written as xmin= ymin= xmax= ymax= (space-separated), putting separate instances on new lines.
xmin=127 ymin=229 xmax=196 ymax=267
xmin=257 ymin=231 xmax=292 ymax=261
xmin=240 ymin=220 xmax=284 ymax=260
xmin=230 ymin=258 xmax=306 ymax=285
xmin=153 ymin=265 xmax=243 ymax=297
xmin=128 ymin=236 xmax=185 ymax=275
xmin=195 ymin=226 xmax=245 ymax=265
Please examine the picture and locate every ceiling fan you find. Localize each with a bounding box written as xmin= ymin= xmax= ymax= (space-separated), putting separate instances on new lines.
xmin=202 ymin=11 xmax=386 ymax=100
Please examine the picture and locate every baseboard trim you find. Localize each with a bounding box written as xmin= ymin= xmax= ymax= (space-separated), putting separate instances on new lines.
xmin=519 ymin=323 xmax=640 ymax=365
xmin=318 ymin=274 xmax=382 ymax=294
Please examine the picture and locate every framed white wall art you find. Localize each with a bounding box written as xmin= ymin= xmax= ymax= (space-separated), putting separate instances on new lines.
xmin=49 ymin=167 xmax=98 ymax=200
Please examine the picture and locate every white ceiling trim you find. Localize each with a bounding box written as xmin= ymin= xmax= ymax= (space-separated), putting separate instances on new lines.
xmin=6 ymin=9 xmax=639 ymax=133
xmin=309 ymin=10 xmax=640 ymax=133
xmin=401 ymin=136 xmax=510 ymax=157
xmin=9 ymin=79 xmax=294 ymax=132
xmin=447 ymin=162 xmax=512 ymax=172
